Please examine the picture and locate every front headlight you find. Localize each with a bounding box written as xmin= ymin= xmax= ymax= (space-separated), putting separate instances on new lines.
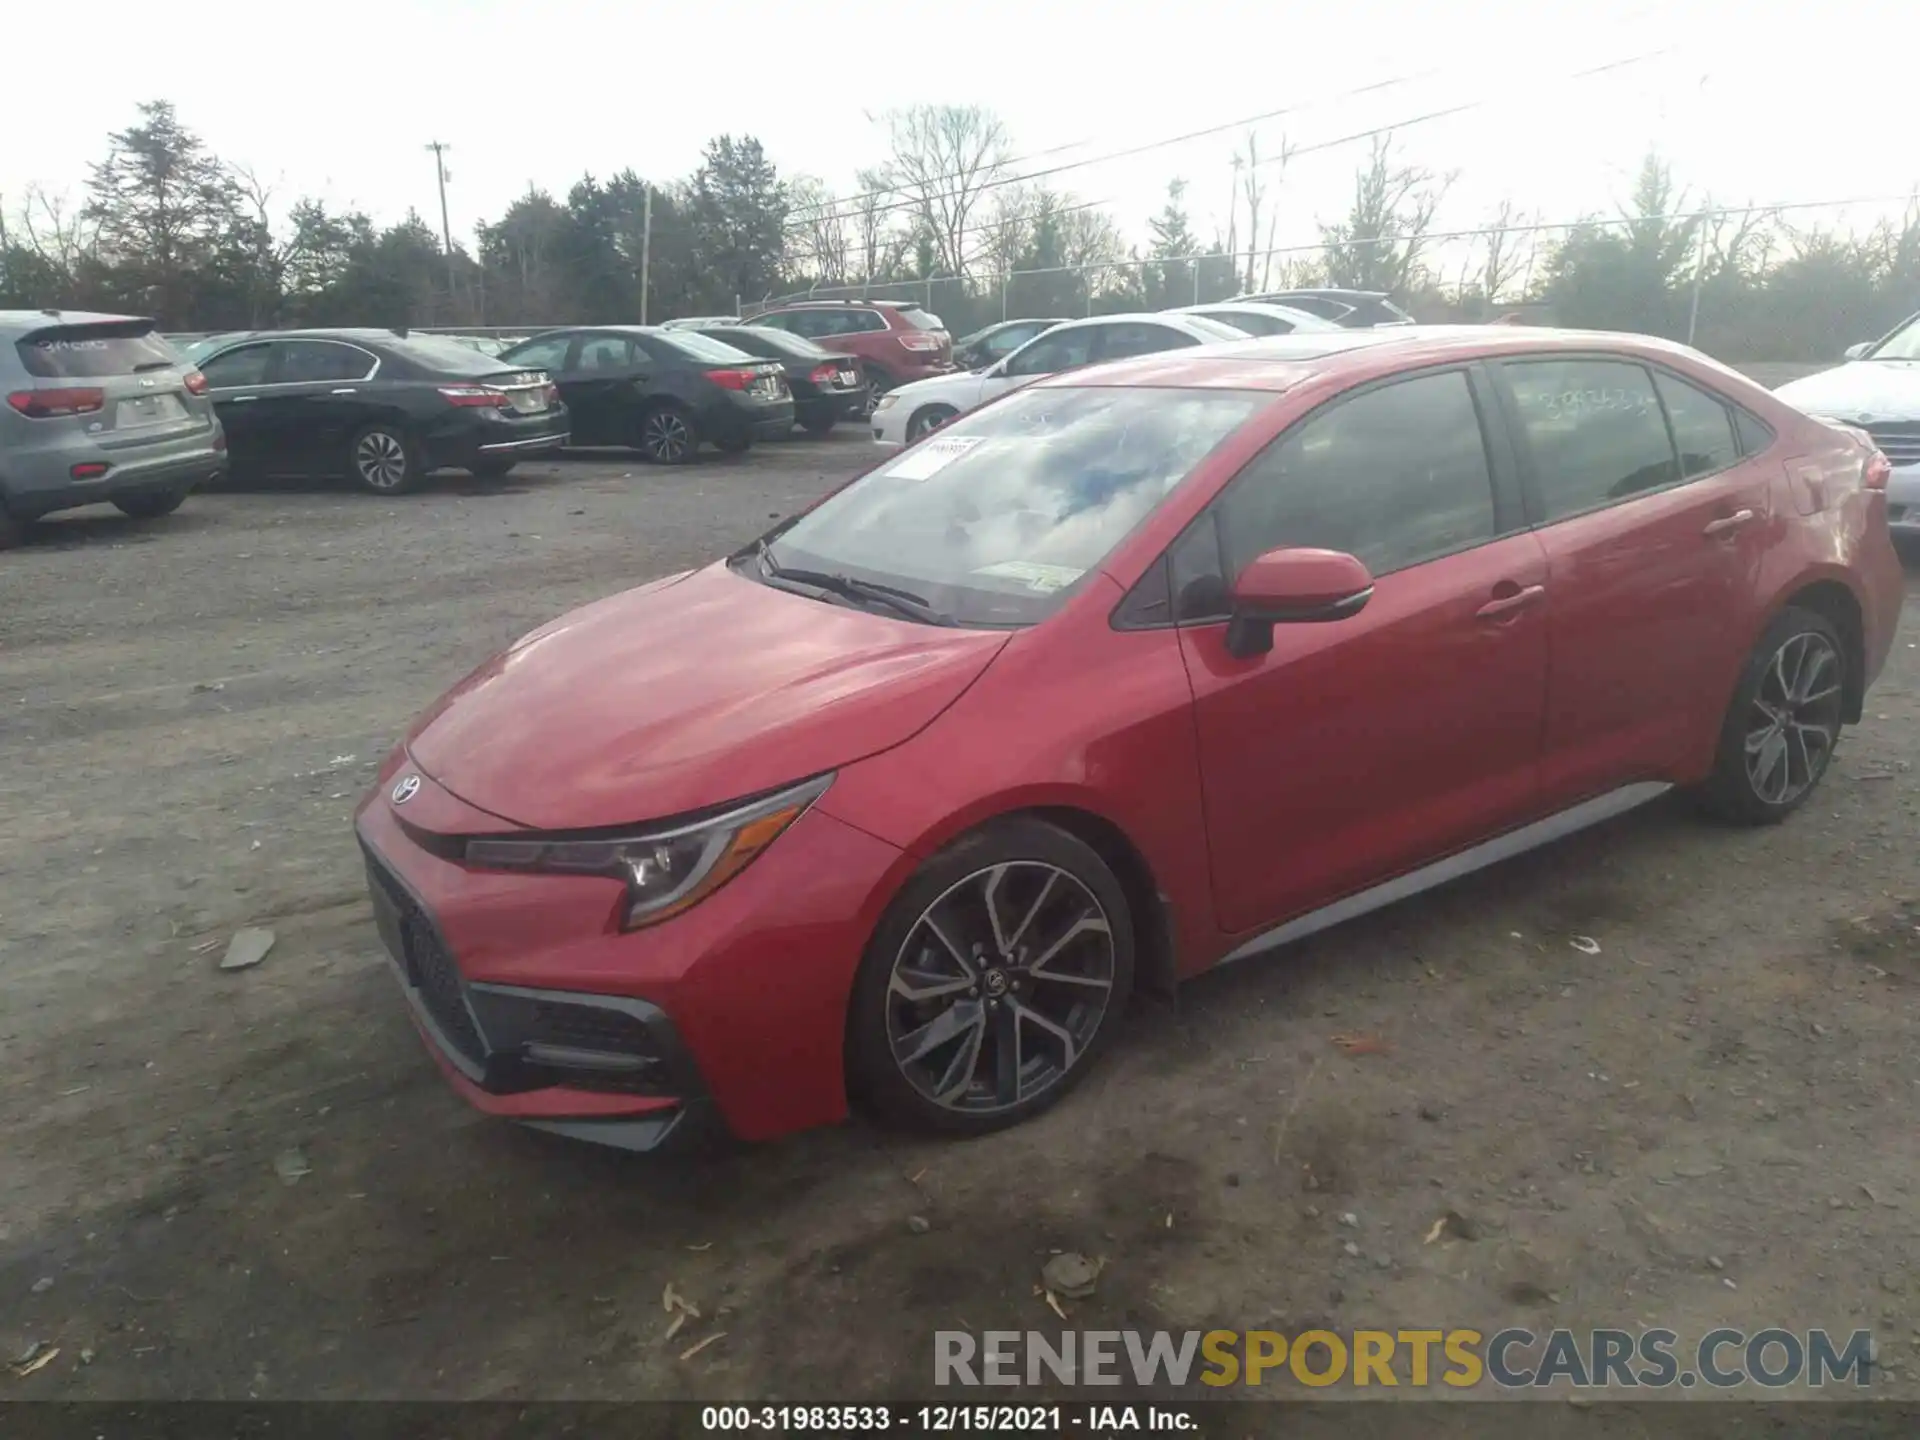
xmin=872 ymin=393 xmax=898 ymax=412
xmin=465 ymin=774 xmax=831 ymax=930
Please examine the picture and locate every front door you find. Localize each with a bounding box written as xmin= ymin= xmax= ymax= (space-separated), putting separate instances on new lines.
xmin=1175 ymin=366 xmax=1550 ymax=935
xmin=1491 ymin=357 xmax=1778 ymax=807
xmin=254 ymin=339 xmax=380 ymax=474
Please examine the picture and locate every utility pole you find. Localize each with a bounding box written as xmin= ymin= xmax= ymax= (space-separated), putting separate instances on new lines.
xmin=1686 ymin=208 xmax=1711 ymax=347
xmin=426 ymin=141 xmax=457 ymax=318
xmin=638 ymin=183 xmax=652 ymax=323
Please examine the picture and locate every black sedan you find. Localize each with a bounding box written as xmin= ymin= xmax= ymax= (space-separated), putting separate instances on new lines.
xmin=691 ymin=325 xmax=867 ymax=436
xmin=498 ymin=327 xmax=794 ymax=464
xmin=195 ymin=329 xmax=569 ymax=494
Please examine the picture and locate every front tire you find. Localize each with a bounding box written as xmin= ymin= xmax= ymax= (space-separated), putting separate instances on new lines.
xmin=847 ymin=818 xmax=1135 ymax=1136
xmin=1697 ymin=606 xmax=1848 ymax=825
xmin=347 ymin=424 xmax=421 ymax=494
xmin=635 ymin=404 xmax=698 ymax=465
xmin=113 ymin=488 xmax=188 ymax=520
xmin=906 ymin=404 xmax=957 ymax=443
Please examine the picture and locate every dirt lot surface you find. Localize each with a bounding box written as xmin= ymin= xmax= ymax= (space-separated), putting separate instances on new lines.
xmin=3 ymin=433 xmax=1920 ymax=1411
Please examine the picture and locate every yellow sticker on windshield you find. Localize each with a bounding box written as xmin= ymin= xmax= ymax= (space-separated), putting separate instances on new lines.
xmin=971 ymin=560 xmax=1084 ymax=593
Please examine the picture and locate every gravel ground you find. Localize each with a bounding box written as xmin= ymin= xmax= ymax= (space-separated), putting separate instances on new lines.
xmin=2 ymin=434 xmax=1919 ymax=1408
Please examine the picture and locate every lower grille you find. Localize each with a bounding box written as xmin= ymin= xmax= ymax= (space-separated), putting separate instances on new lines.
xmin=1864 ymin=423 xmax=1920 ymax=468
xmin=524 ymin=999 xmax=657 ymax=1056
xmin=364 ymin=849 xmax=486 ymax=1069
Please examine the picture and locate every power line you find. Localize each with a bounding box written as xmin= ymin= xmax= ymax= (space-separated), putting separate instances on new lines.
xmin=784 ymin=34 xmax=1676 ymax=238
xmin=780 ymin=45 xmax=1680 ymax=272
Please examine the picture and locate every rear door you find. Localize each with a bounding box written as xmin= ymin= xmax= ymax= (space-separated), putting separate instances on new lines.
xmin=567 ymin=333 xmax=648 ymax=443
xmin=1490 ymin=355 xmax=1777 ymax=807
xmin=1175 ymin=365 xmax=1548 ymax=935
xmin=198 ymin=341 xmax=278 ymax=467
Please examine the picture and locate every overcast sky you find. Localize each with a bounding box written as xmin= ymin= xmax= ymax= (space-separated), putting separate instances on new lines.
xmin=5 ymin=0 xmax=1914 ymax=274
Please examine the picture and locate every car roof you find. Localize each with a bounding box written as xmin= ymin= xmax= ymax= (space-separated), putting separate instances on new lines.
xmin=1178 ymin=301 xmax=1338 ymax=327
xmin=0 ymin=308 xmax=152 ymax=339
xmin=1048 ymin=311 xmax=1231 ymax=335
xmin=1029 ymin=324 xmax=1740 ymax=394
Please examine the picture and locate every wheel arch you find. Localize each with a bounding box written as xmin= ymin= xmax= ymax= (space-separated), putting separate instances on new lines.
xmin=1768 ymin=573 xmax=1867 ymax=723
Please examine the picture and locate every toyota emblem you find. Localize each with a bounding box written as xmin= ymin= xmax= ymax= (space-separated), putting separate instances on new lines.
xmin=391 ymin=774 xmax=421 ymax=805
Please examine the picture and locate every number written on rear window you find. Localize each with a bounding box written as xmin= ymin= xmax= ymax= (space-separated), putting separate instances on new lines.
xmin=1213 ymin=369 xmax=1499 ymax=579
xmin=1504 ymin=359 xmax=1679 ymax=519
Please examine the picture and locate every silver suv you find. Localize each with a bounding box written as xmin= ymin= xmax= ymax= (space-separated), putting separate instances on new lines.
xmin=1 ymin=310 xmax=228 ymax=549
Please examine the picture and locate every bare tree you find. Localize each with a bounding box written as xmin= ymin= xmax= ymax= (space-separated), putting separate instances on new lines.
xmin=1479 ymin=198 xmax=1534 ymax=304
xmin=885 ymin=105 xmax=1009 ymax=279
xmin=1238 ymin=133 xmax=1265 ymax=293
xmin=850 ymin=164 xmax=903 ymax=288
xmin=19 ymin=185 xmax=99 ymax=278
xmin=975 ymin=185 xmax=1040 ymax=284
xmin=1319 ymin=133 xmax=1455 ymax=295
xmin=786 ymin=175 xmax=849 ymax=286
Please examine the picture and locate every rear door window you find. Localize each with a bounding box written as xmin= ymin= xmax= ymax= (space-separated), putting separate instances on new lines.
xmin=1214 ymin=369 xmax=1499 ymax=579
xmin=276 ymin=340 xmax=375 ymax=384
xmin=1653 ymin=371 xmax=1738 ymax=478
xmin=1502 ymin=359 xmax=1679 ymax=519
xmin=898 ymin=307 xmax=945 ymax=331
xmin=501 ymin=334 xmax=575 ymax=372
xmin=577 ymin=334 xmax=635 ymax=371
xmin=17 ymin=325 xmax=177 ymax=378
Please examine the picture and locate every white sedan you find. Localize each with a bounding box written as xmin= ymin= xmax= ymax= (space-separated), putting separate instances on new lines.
xmin=870 ymin=311 xmax=1248 ymax=446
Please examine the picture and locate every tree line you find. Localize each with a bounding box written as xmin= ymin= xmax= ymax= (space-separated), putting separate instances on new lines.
xmin=2 ymin=100 xmax=1915 ymax=362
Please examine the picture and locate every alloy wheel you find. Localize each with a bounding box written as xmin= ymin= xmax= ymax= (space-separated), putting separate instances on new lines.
xmin=643 ymin=410 xmax=693 ymax=462
xmin=1744 ymin=630 xmax=1844 ymax=806
xmin=355 ymin=431 xmax=409 ymax=490
xmin=906 ymin=407 xmax=954 ymax=443
xmin=884 ymin=862 xmax=1116 ymax=1116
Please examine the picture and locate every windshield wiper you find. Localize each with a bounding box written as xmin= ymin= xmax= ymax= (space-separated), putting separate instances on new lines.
xmin=756 ymin=544 xmax=950 ymax=625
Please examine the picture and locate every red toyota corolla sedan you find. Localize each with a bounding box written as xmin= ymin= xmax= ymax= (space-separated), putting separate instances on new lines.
xmin=355 ymin=327 xmax=1904 ymax=1152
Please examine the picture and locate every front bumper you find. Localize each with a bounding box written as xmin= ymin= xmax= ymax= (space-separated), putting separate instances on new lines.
xmin=353 ymin=762 xmax=910 ymax=1148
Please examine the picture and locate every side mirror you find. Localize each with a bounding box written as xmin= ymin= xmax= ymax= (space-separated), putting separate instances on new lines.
xmin=1843 ymin=341 xmax=1873 ymax=362
xmin=1224 ymin=548 xmax=1374 ymax=658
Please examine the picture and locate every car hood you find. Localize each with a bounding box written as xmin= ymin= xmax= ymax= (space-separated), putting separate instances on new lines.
xmin=404 ymin=563 xmax=1010 ymax=831
xmin=1774 ymin=360 xmax=1920 ymax=420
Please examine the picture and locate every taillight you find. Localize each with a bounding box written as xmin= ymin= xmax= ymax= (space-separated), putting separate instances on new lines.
xmin=213 ymin=430 xmax=228 ymax=452
xmin=1865 ymin=450 xmax=1891 ymax=491
xmin=544 ymin=383 xmax=561 ymax=407
xmin=70 ymin=462 xmax=110 ymax=480
xmin=897 ymin=333 xmax=943 ymax=353
xmin=183 ymin=370 xmax=209 ymax=396
xmin=704 ymin=368 xmax=757 ymax=391
xmin=7 ymin=386 xmax=106 ymax=419
xmin=438 ymin=385 xmax=509 ymax=408
xmin=808 ymin=363 xmax=838 ymax=384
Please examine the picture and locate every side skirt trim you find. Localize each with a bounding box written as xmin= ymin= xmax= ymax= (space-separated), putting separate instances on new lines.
xmin=1216 ymin=781 xmax=1673 ymax=967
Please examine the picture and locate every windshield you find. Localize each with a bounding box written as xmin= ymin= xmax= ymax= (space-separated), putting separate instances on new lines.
xmin=657 ymin=331 xmax=758 ymax=364
xmin=758 ymin=385 xmax=1266 ymax=626
xmin=1869 ymin=313 xmax=1920 ymax=361
xmin=1186 ymin=315 xmax=1251 ymax=342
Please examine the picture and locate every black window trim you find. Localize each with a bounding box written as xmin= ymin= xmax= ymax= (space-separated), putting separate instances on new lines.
xmin=1112 ymin=359 xmax=1522 ymax=632
xmin=502 ymin=331 xmax=582 ymax=373
xmin=264 ymin=337 xmax=382 ymax=386
xmin=1487 ymin=351 xmax=1767 ymax=529
xmin=196 ymin=339 xmax=281 ymax=389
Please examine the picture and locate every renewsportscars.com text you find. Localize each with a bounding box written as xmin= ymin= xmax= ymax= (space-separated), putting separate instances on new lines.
xmin=934 ymin=1328 xmax=1875 ymax=1390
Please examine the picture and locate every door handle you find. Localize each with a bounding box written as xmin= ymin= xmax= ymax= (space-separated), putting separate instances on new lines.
xmin=331 ymin=388 xmax=357 ymax=395
xmin=1475 ymin=584 xmax=1546 ymax=620
xmin=1703 ymin=508 xmax=1757 ymax=538
xmin=228 ymin=395 xmax=258 ymax=403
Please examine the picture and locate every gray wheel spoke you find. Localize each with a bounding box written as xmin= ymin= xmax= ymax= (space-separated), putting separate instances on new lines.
xmin=1006 ymin=871 xmax=1058 ymax=954
xmin=891 ymin=964 xmax=973 ymax=1003
xmin=980 ymin=865 xmax=1014 ymax=956
xmin=1011 ymin=998 xmax=1076 ymax=1072
xmin=1028 ymin=913 xmax=1110 ymax=974
xmin=992 ymin=1001 xmax=1022 ymax=1105
xmin=933 ymin=1008 xmax=988 ymax=1102
xmin=923 ymin=915 xmax=978 ymax=976
xmin=897 ymin=999 xmax=983 ymax=1066
xmin=1028 ymin=968 xmax=1112 ymax=991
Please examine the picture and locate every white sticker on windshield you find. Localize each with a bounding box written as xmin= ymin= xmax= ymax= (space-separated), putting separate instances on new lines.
xmin=971 ymin=560 xmax=1085 ymax=593
xmin=884 ymin=435 xmax=982 ymax=481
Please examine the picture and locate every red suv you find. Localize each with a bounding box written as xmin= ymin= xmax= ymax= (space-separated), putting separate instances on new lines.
xmin=744 ymin=300 xmax=952 ymax=397
xmin=356 ymin=326 xmax=1903 ymax=1153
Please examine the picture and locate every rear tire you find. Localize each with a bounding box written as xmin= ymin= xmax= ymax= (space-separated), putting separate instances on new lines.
xmin=1697 ymin=606 xmax=1848 ymax=825
xmin=634 ymin=403 xmax=698 ymax=465
xmin=863 ymin=374 xmax=894 ymax=418
xmin=112 ymin=488 xmax=188 ymax=520
xmin=715 ymin=431 xmax=752 ymax=455
xmin=347 ymin=423 xmax=422 ymax=494
xmin=801 ymin=413 xmax=837 ymax=439
xmin=846 ymin=817 xmax=1135 ymax=1136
